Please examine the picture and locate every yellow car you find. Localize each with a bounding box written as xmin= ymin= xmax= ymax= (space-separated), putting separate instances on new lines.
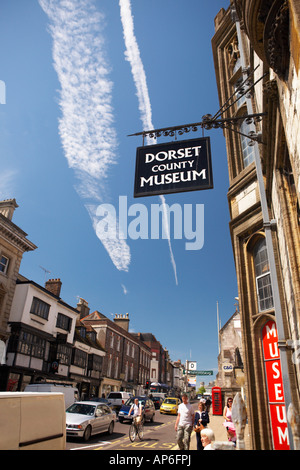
xmin=160 ymin=397 xmax=181 ymax=415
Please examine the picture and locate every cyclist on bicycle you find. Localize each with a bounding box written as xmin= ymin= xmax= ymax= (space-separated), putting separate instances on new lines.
xmin=128 ymin=398 xmax=144 ymax=442
xmin=129 ymin=398 xmax=142 ymax=422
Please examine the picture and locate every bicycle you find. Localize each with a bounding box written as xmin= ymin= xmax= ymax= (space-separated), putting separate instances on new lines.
xmin=129 ymin=416 xmax=144 ymax=442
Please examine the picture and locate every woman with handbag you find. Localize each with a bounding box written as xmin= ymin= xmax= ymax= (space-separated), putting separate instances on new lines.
xmin=194 ymin=401 xmax=210 ymax=450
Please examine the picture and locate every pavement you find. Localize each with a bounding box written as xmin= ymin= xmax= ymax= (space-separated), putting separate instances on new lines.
xmin=174 ymin=408 xmax=252 ymax=450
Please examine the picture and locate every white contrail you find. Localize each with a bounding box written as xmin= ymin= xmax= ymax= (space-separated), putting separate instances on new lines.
xmin=119 ymin=0 xmax=178 ymax=285
xmin=0 ymin=169 xmax=18 ymax=199
xmin=159 ymin=194 xmax=178 ymax=284
xmin=39 ymin=0 xmax=130 ymax=272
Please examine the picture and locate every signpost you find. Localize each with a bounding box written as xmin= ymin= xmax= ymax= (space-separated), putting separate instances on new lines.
xmin=184 ymin=370 xmax=213 ymax=376
xmin=134 ymin=137 xmax=213 ymax=198
xmin=187 ymin=361 xmax=197 ymax=371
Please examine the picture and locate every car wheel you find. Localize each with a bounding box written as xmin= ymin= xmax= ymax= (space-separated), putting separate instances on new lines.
xmin=107 ymin=421 xmax=114 ymax=435
xmin=83 ymin=425 xmax=92 ymax=442
xmin=150 ymin=413 xmax=154 ymax=422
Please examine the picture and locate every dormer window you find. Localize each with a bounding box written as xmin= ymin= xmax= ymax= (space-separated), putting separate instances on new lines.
xmin=30 ymin=297 xmax=50 ymax=320
xmin=56 ymin=313 xmax=72 ymax=332
xmin=87 ymin=330 xmax=96 ymax=342
xmin=80 ymin=326 xmax=86 ymax=338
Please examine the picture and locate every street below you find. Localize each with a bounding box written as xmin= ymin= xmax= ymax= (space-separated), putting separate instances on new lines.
xmin=66 ymin=403 xmax=199 ymax=451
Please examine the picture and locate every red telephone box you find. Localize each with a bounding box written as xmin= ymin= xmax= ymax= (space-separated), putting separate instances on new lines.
xmin=212 ymin=386 xmax=223 ymax=415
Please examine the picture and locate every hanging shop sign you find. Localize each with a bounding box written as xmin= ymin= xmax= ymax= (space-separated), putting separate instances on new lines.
xmin=134 ymin=137 xmax=213 ymax=197
xmin=187 ymin=376 xmax=197 ymax=387
xmin=262 ymin=320 xmax=290 ymax=450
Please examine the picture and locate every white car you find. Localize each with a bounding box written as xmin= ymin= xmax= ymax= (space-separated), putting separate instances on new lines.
xmin=106 ymin=391 xmax=131 ymax=410
xmin=66 ymin=401 xmax=116 ymax=441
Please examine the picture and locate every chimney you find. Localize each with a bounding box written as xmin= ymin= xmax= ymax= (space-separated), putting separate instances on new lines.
xmin=113 ymin=313 xmax=130 ymax=332
xmin=45 ymin=278 xmax=62 ymax=297
xmin=0 ymin=198 xmax=18 ymax=221
xmin=77 ymin=297 xmax=90 ymax=319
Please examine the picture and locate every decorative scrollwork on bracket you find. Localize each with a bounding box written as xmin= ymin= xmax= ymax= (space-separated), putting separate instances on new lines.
xmin=131 ymin=112 xmax=266 ymax=144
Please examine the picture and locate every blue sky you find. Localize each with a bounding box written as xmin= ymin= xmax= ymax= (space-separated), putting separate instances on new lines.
xmin=0 ymin=0 xmax=235 ymax=385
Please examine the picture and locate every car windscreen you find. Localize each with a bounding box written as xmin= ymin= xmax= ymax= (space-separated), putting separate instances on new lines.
xmin=164 ymin=399 xmax=177 ymax=404
xmin=66 ymin=404 xmax=96 ymax=415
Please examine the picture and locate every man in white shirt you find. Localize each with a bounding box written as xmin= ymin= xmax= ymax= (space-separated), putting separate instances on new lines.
xmin=175 ymin=394 xmax=195 ymax=450
xmin=129 ymin=398 xmax=142 ymax=420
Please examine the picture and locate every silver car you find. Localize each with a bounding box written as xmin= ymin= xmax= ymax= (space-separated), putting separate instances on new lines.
xmin=66 ymin=401 xmax=116 ymax=441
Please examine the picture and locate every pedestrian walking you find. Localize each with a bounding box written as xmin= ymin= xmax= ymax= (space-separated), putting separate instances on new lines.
xmin=223 ymin=397 xmax=233 ymax=423
xmin=223 ymin=396 xmax=236 ymax=442
xmin=175 ymin=394 xmax=195 ymax=450
xmin=205 ymin=396 xmax=211 ymax=413
xmin=194 ymin=401 xmax=209 ymax=450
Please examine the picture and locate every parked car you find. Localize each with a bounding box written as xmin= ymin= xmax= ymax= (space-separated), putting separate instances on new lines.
xmin=118 ymin=396 xmax=155 ymax=423
xmin=88 ymin=397 xmax=112 ymax=406
xmin=106 ymin=391 xmax=131 ymax=411
xmin=66 ymin=401 xmax=116 ymax=441
xmin=151 ymin=395 xmax=164 ymax=409
xmin=160 ymin=397 xmax=181 ymax=415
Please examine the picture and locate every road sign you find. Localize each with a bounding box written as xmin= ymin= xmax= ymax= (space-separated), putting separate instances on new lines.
xmin=188 ymin=361 xmax=197 ymax=371
xmin=184 ymin=370 xmax=213 ymax=376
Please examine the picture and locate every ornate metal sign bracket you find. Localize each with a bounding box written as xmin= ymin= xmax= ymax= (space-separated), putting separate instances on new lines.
xmin=128 ymin=112 xmax=266 ymax=145
xmin=128 ymin=68 xmax=268 ymax=146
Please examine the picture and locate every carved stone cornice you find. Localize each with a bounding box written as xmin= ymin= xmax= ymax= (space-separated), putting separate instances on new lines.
xmin=264 ymin=0 xmax=290 ymax=79
xmin=0 ymin=215 xmax=37 ymax=253
xmin=241 ymin=0 xmax=266 ymax=60
xmin=239 ymin=0 xmax=290 ymax=80
xmin=263 ymin=79 xmax=279 ymax=102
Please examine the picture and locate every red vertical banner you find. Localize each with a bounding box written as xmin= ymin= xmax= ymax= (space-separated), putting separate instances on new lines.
xmin=262 ymin=320 xmax=290 ymax=450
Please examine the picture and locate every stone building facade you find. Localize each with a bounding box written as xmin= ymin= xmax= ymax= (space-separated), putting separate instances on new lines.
xmin=80 ymin=310 xmax=151 ymax=397
xmin=132 ymin=333 xmax=164 ymax=385
xmin=212 ymin=0 xmax=300 ymax=449
xmin=0 ymin=200 xmax=36 ymax=345
xmin=215 ymin=310 xmax=245 ymax=402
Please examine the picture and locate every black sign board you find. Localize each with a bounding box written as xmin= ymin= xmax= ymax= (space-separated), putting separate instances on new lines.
xmin=134 ymin=137 xmax=213 ymax=197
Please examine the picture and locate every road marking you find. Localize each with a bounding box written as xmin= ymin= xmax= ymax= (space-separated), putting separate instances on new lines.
xmin=70 ymin=441 xmax=109 ymax=451
xmin=94 ymin=436 xmax=130 ymax=451
xmin=94 ymin=420 xmax=176 ymax=450
xmin=87 ymin=418 xmax=178 ymax=450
